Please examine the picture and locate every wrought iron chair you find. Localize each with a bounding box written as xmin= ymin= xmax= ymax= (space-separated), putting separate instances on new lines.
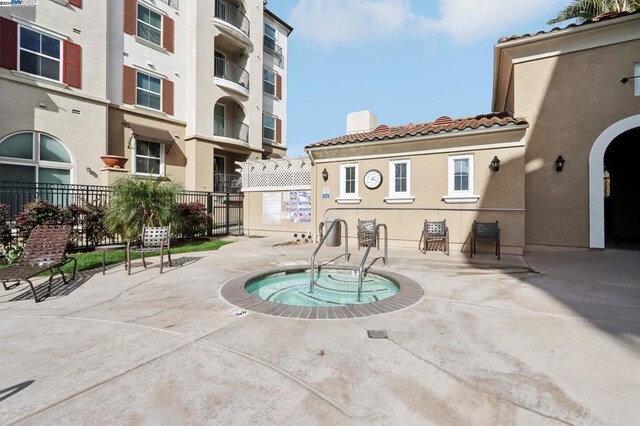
xmin=0 ymin=225 xmax=77 ymax=303
xmin=127 ymin=225 xmax=172 ymax=274
xmin=357 ymin=219 xmax=378 ymax=250
xmin=420 ymin=219 xmax=449 ymax=255
xmin=470 ymin=221 xmax=500 ymax=259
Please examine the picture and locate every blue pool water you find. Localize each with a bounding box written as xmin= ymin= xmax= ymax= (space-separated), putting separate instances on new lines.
xmin=245 ymin=269 xmax=399 ymax=307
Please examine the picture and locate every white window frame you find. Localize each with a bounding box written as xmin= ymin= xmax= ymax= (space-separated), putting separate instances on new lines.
xmin=385 ymin=159 xmax=415 ymax=204
xmin=263 ymin=67 xmax=276 ymax=96
xmin=635 ymin=63 xmax=640 ymax=96
xmin=132 ymin=137 xmax=165 ymax=177
xmin=0 ymin=132 xmax=74 ymax=184
xmin=136 ymin=71 xmax=162 ymax=111
xmin=443 ymin=154 xmax=479 ymax=204
xmin=264 ymin=23 xmax=277 ymax=44
xmin=137 ymin=2 xmax=163 ymax=47
xmin=337 ymin=163 xmax=361 ymax=204
xmin=17 ymin=25 xmax=63 ymax=83
xmin=263 ymin=113 xmax=276 ymax=141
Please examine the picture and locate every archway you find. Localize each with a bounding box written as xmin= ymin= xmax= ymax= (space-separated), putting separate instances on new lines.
xmin=589 ymin=115 xmax=640 ymax=248
xmin=603 ymin=128 xmax=640 ymax=247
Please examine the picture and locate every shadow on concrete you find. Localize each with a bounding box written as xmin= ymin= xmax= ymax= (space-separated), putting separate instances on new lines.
xmin=0 ymin=380 xmax=34 ymax=403
xmin=7 ymin=273 xmax=92 ymax=302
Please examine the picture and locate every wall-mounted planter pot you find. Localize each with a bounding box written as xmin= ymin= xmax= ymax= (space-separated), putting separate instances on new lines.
xmin=100 ymin=155 xmax=129 ymax=169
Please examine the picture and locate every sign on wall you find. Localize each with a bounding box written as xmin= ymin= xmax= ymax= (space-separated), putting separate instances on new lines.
xmin=262 ymin=193 xmax=282 ymax=226
xmin=285 ymin=191 xmax=312 ymax=223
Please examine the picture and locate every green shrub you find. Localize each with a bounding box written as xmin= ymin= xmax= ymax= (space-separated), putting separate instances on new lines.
xmin=105 ymin=177 xmax=184 ymax=240
xmin=15 ymin=198 xmax=68 ymax=240
xmin=83 ymin=203 xmax=110 ymax=246
xmin=0 ymin=203 xmax=11 ymax=246
xmin=178 ymin=202 xmax=210 ymax=239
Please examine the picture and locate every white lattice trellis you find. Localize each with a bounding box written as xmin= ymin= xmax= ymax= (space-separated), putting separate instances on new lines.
xmin=239 ymin=157 xmax=312 ymax=191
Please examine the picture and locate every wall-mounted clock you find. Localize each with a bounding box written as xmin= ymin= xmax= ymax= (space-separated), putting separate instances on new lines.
xmin=364 ymin=169 xmax=383 ymax=189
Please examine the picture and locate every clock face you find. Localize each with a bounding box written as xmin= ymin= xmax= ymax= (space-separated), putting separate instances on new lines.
xmin=364 ymin=169 xmax=383 ymax=189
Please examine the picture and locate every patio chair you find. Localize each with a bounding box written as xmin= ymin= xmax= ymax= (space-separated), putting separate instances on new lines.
xmin=0 ymin=225 xmax=77 ymax=303
xmin=357 ymin=219 xmax=378 ymax=250
xmin=470 ymin=221 xmax=500 ymax=260
xmin=420 ymin=219 xmax=449 ymax=255
xmin=127 ymin=225 xmax=172 ymax=275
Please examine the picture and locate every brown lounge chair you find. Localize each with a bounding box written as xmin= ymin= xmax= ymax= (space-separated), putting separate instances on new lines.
xmin=420 ymin=219 xmax=449 ymax=255
xmin=470 ymin=221 xmax=501 ymax=259
xmin=126 ymin=225 xmax=172 ymax=274
xmin=0 ymin=225 xmax=77 ymax=303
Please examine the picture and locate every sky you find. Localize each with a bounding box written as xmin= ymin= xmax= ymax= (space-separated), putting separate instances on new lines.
xmin=265 ymin=0 xmax=569 ymax=156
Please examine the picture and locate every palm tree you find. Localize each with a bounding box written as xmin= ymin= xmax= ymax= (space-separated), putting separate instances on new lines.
xmin=105 ymin=177 xmax=184 ymax=240
xmin=548 ymin=0 xmax=640 ymax=24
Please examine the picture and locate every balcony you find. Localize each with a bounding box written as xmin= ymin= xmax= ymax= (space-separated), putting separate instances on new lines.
xmin=214 ymin=173 xmax=242 ymax=193
xmin=214 ymin=57 xmax=250 ymax=97
xmin=213 ymin=0 xmax=252 ymax=48
xmin=214 ymin=116 xmax=249 ymax=143
xmin=263 ymin=36 xmax=283 ymax=67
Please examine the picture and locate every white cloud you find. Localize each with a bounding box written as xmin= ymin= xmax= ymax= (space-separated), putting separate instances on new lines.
xmin=290 ymin=0 xmax=561 ymax=48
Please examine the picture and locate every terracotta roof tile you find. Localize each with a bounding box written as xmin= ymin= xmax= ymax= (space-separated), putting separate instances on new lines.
xmin=305 ymin=112 xmax=527 ymax=150
xmin=498 ymin=10 xmax=639 ymax=44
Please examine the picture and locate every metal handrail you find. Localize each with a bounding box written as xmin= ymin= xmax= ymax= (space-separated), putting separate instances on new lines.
xmin=309 ymin=219 xmax=350 ymax=293
xmin=214 ymin=0 xmax=250 ymax=37
xmin=357 ymin=224 xmax=388 ymax=302
xmin=214 ymin=57 xmax=250 ymax=90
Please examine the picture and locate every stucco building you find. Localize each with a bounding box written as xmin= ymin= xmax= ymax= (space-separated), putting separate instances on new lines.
xmin=0 ymin=0 xmax=292 ymax=192
xmin=243 ymin=11 xmax=640 ymax=253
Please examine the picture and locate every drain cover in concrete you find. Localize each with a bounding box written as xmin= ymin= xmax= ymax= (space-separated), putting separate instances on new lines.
xmin=367 ymin=330 xmax=388 ymax=339
xmin=225 ymin=308 xmax=251 ymax=317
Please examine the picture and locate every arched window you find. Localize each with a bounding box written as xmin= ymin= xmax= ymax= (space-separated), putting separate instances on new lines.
xmin=0 ymin=132 xmax=72 ymax=185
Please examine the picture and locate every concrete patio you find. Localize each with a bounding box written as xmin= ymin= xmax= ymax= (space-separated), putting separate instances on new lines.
xmin=0 ymin=237 xmax=638 ymax=425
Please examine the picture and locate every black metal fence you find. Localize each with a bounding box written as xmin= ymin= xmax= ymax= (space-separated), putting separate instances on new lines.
xmin=0 ymin=182 xmax=244 ymax=248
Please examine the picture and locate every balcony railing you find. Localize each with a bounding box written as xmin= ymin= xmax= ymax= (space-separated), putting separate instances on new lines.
xmin=214 ymin=57 xmax=250 ymax=91
xmin=214 ymin=116 xmax=249 ymax=142
xmin=214 ymin=173 xmax=242 ymax=193
xmin=214 ymin=0 xmax=250 ymax=37
xmin=263 ymin=36 xmax=283 ymax=66
xmin=158 ymin=0 xmax=179 ymax=9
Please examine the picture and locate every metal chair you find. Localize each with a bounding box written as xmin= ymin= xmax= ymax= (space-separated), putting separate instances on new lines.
xmin=127 ymin=225 xmax=172 ymax=274
xmin=420 ymin=219 xmax=449 ymax=255
xmin=0 ymin=225 xmax=76 ymax=303
xmin=470 ymin=221 xmax=500 ymax=259
xmin=357 ymin=219 xmax=378 ymax=250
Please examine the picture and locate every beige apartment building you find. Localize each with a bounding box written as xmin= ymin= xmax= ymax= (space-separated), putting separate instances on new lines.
xmin=243 ymin=11 xmax=640 ymax=253
xmin=0 ymin=0 xmax=291 ymax=194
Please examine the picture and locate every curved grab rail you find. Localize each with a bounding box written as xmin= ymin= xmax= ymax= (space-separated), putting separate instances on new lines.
xmin=309 ymin=219 xmax=349 ymax=293
xmin=357 ymin=224 xmax=388 ymax=301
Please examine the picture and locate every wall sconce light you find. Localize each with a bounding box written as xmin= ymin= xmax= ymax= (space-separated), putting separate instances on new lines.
xmin=620 ymin=76 xmax=640 ymax=84
xmin=322 ymin=168 xmax=329 ymax=182
xmin=555 ymin=155 xmax=565 ymax=172
xmin=490 ymin=156 xmax=501 ymax=172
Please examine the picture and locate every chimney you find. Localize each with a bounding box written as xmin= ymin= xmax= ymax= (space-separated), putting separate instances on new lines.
xmin=346 ymin=111 xmax=377 ymax=134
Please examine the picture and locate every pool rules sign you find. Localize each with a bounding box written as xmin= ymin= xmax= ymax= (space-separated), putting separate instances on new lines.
xmin=284 ymin=191 xmax=312 ymax=224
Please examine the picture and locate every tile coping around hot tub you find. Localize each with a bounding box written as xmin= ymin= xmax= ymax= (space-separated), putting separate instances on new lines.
xmin=220 ymin=265 xmax=425 ymax=319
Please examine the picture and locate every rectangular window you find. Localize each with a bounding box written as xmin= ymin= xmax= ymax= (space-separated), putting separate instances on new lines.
xmin=136 ymin=71 xmax=162 ymax=110
xmin=263 ymin=114 xmax=276 ymax=141
xmin=137 ymin=3 xmax=162 ymax=46
xmin=454 ymin=158 xmax=469 ymax=191
xmin=444 ymin=154 xmax=478 ymax=204
xmin=19 ymin=26 xmax=61 ymax=81
xmin=389 ymin=159 xmax=410 ymax=195
xmin=263 ymin=68 xmax=276 ymax=95
xmin=339 ymin=164 xmax=359 ymax=201
xmin=264 ymin=23 xmax=277 ymax=49
xmin=135 ymin=140 xmax=163 ymax=176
